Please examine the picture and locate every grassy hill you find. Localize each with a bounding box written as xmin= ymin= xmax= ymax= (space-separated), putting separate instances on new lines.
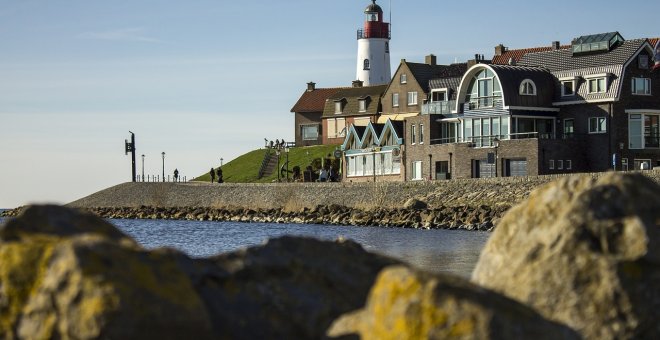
xmin=194 ymin=144 xmax=340 ymax=183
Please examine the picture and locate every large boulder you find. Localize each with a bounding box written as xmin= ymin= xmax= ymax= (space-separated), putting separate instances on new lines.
xmin=327 ymin=266 xmax=580 ymax=339
xmin=0 ymin=205 xmax=400 ymax=339
xmin=183 ymin=236 xmax=400 ymax=339
xmin=472 ymin=173 xmax=660 ymax=339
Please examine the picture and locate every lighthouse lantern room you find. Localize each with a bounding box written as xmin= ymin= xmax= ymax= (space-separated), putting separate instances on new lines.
xmin=356 ymin=0 xmax=391 ymax=86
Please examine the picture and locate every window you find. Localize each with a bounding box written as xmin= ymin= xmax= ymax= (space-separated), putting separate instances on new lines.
xmin=419 ymin=124 xmax=424 ymax=144
xmin=634 ymin=159 xmax=652 ymax=170
xmin=363 ymin=59 xmax=370 ymax=70
xmin=549 ymin=160 xmax=555 ymax=170
xmin=558 ymin=160 xmax=564 ymax=170
xmin=385 ymin=42 xmax=389 ymax=53
xmin=561 ymin=80 xmax=575 ymax=96
xmin=629 ymin=114 xmax=643 ymax=149
xmin=632 ymin=78 xmax=651 ymax=95
xmin=301 ymin=124 xmax=319 ymax=140
xmin=431 ymin=90 xmax=447 ymax=102
xmin=400 ymin=74 xmax=407 ymax=84
xmin=588 ymin=77 xmax=606 ymax=93
xmin=566 ymin=160 xmax=572 ymax=170
xmin=407 ymin=91 xmax=418 ymax=106
xmin=367 ymin=13 xmax=378 ymax=21
xmin=327 ymin=118 xmax=346 ymax=138
xmin=412 ymin=161 xmax=423 ymax=180
xmin=358 ymin=99 xmax=367 ymax=112
xmin=411 ymin=124 xmax=417 ymax=144
xmin=392 ymin=93 xmax=399 ymax=107
xmin=622 ymin=158 xmax=629 ymax=171
xmin=639 ymin=55 xmax=649 ymax=69
xmin=563 ymin=119 xmax=575 ymax=138
xmin=519 ymin=79 xmax=537 ymax=95
xmin=588 ymin=117 xmax=606 ymax=133
xmin=334 ymin=101 xmax=343 ymax=114
xmin=645 ymin=114 xmax=660 ymax=148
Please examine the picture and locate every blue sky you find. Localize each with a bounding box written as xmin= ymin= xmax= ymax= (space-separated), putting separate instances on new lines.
xmin=1 ymin=0 xmax=658 ymax=208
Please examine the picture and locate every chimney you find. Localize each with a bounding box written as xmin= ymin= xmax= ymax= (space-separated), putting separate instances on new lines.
xmin=551 ymin=41 xmax=561 ymax=50
xmin=306 ymin=82 xmax=316 ymax=92
xmin=352 ymin=80 xmax=364 ymax=88
xmin=467 ymin=59 xmax=477 ymax=68
xmin=425 ymin=54 xmax=437 ymax=66
xmin=495 ymin=44 xmax=507 ymax=56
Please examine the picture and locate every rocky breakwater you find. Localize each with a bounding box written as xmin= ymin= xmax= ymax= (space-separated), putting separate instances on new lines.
xmin=1 ymin=172 xmax=658 ymax=339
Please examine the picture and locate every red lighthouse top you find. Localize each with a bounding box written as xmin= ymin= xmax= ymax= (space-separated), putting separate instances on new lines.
xmin=357 ymin=0 xmax=390 ymax=40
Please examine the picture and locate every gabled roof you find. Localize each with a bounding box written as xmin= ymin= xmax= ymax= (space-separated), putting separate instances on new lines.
xmin=322 ymin=85 xmax=387 ymax=117
xmin=341 ymin=119 xmax=404 ymax=151
xmin=290 ymin=87 xmax=343 ymax=113
xmin=518 ymin=38 xmax=648 ymax=72
xmin=404 ymin=62 xmax=468 ymax=93
xmin=492 ymin=45 xmax=571 ymax=65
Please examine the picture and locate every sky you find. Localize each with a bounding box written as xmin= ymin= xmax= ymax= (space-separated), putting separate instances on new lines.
xmin=1 ymin=0 xmax=659 ymax=208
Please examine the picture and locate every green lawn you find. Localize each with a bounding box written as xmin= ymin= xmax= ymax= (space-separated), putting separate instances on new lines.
xmin=193 ymin=144 xmax=340 ymax=183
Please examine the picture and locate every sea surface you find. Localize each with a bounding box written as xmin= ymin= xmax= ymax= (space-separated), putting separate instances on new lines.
xmin=0 ymin=215 xmax=490 ymax=278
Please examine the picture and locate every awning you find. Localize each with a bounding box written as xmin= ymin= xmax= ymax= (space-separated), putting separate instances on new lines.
xmin=377 ymin=112 xmax=419 ymax=124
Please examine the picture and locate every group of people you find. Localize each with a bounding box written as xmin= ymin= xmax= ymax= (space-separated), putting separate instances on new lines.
xmin=209 ymin=167 xmax=224 ymax=183
xmin=318 ymin=167 xmax=338 ymax=182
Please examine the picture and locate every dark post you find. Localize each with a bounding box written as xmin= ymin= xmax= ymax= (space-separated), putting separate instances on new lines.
xmin=161 ymin=152 xmax=165 ymax=182
xmin=125 ymin=131 xmax=137 ymax=182
xmin=428 ymin=154 xmax=433 ymax=180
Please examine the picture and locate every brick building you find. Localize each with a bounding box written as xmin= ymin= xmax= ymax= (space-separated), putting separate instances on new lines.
xmin=290 ymin=82 xmax=342 ymax=146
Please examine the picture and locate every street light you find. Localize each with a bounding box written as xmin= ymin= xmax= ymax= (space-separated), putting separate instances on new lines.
xmin=220 ymin=158 xmax=224 ymax=167
xmin=285 ymin=146 xmax=290 ymax=182
xmin=141 ymin=154 xmax=145 ymax=182
xmin=161 ymin=152 xmax=165 ymax=182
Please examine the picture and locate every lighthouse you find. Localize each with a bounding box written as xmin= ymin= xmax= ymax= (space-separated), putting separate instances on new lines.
xmin=356 ymin=0 xmax=391 ymax=86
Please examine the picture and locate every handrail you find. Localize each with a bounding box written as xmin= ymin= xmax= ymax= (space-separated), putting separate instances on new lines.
xmin=257 ymin=149 xmax=272 ymax=179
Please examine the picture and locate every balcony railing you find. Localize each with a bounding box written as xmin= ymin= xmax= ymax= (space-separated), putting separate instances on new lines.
xmin=422 ymin=101 xmax=455 ymax=115
xmin=429 ymin=132 xmax=555 ymax=146
xmin=357 ymin=27 xmax=391 ymax=39
xmin=463 ymin=97 xmax=504 ymax=111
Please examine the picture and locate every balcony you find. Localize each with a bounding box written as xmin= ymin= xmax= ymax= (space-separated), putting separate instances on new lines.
xmin=357 ymin=27 xmax=391 ymax=39
xmin=429 ymin=132 xmax=555 ymax=146
xmin=422 ymin=101 xmax=455 ymax=115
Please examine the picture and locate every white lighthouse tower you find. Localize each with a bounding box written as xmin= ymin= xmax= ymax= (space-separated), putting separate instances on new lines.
xmin=356 ymin=0 xmax=391 ymax=86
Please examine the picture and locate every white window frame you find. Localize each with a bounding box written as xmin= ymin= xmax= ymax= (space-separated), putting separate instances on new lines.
xmin=558 ymin=160 xmax=564 ymax=170
xmin=412 ymin=161 xmax=423 ymax=180
xmin=549 ymin=159 xmax=555 ymax=170
xmin=561 ymin=80 xmax=575 ymax=96
xmin=584 ymin=73 xmax=610 ymax=94
xmin=334 ymin=101 xmax=343 ymax=114
xmin=363 ymin=59 xmax=370 ymax=70
xmin=358 ymin=99 xmax=367 ymax=112
xmin=400 ymin=73 xmax=407 ymax=84
xmin=566 ymin=160 xmax=572 ymax=170
xmin=622 ymin=158 xmax=629 ymax=171
xmin=519 ymin=79 xmax=537 ymax=96
xmin=632 ymin=77 xmax=651 ymax=96
xmin=411 ymin=124 xmax=417 ymax=145
xmin=392 ymin=93 xmax=399 ymax=107
xmin=419 ymin=124 xmax=424 ymax=144
xmin=431 ymin=89 xmax=448 ymax=102
xmin=300 ymin=124 xmax=319 ymax=141
xmin=588 ymin=117 xmax=607 ymax=134
xmin=407 ymin=91 xmax=418 ymax=106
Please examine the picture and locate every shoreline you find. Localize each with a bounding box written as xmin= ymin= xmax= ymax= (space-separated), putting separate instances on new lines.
xmin=3 ymin=205 xmax=505 ymax=231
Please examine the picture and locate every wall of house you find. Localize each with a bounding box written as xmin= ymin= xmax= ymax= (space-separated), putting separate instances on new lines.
xmin=556 ymin=103 xmax=611 ymax=171
xmin=295 ymin=112 xmax=323 ymax=146
xmin=381 ymin=63 xmax=425 ymax=115
xmin=323 ymin=116 xmax=376 ymax=145
xmin=613 ymin=49 xmax=660 ymax=169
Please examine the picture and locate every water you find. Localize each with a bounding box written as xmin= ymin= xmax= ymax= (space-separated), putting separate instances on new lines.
xmin=0 ymin=215 xmax=490 ymax=278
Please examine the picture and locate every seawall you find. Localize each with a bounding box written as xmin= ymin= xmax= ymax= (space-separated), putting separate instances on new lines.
xmin=6 ymin=170 xmax=660 ymax=230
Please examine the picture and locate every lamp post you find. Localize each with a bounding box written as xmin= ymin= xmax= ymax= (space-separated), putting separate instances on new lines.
xmin=493 ymin=138 xmax=500 ymax=177
xmin=141 ymin=154 xmax=145 ymax=182
xmin=285 ymin=146 xmax=290 ymax=182
xmin=276 ymin=149 xmax=281 ymax=182
xmin=161 ymin=152 xmax=165 ymax=182
xmin=220 ymin=158 xmax=224 ymax=167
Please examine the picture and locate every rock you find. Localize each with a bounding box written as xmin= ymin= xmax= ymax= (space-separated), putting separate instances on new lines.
xmin=187 ymin=236 xmax=400 ymax=339
xmin=403 ymin=198 xmax=428 ymax=210
xmin=0 ymin=205 xmax=214 ymax=339
xmin=472 ymin=173 xmax=660 ymax=339
xmin=327 ymin=266 xmax=580 ymax=340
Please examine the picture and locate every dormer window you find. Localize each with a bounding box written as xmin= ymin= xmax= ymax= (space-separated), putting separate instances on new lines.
xmin=363 ymin=59 xmax=370 ymax=70
xmin=585 ymin=73 xmax=610 ymax=94
xmin=431 ymin=89 xmax=448 ymax=102
xmin=639 ymin=55 xmax=649 ymax=69
xmin=367 ymin=13 xmax=379 ymax=21
xmin=519 ymin=79 xmax=537 ymax=96
xmin=334 ymin=101 xmax=344 ymax=114
xmin=358 ymin=99 xmax=367 ymax=112
xmin=400 ymin=74 xmax=407 ymax=84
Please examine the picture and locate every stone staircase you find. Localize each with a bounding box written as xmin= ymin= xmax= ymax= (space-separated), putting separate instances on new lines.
xmin=258 ymin=151 xmax=279 ymax=179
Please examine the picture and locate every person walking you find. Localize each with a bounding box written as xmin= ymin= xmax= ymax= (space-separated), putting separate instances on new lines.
xmin=216 ymin=167 xmax=224 ymax=183
xmin=210 ymin=168 xmax=216 ymax=183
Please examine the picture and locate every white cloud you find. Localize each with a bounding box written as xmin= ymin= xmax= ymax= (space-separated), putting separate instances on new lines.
xmin=77 ymin=27 xmax=163 ymax=43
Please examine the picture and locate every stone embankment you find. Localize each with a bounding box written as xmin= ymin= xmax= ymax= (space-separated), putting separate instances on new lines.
xmin=3 ymin=172 xmax=657 ymax=339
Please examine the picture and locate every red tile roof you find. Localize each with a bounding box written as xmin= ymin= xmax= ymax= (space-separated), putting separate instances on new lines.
xmin=650 ymin=38 xmax=659 ymax=47
xmin=492 ymin=45 xmax=570 ymax=65
xmin=290 ymin=87 xmax=344 ymax=113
